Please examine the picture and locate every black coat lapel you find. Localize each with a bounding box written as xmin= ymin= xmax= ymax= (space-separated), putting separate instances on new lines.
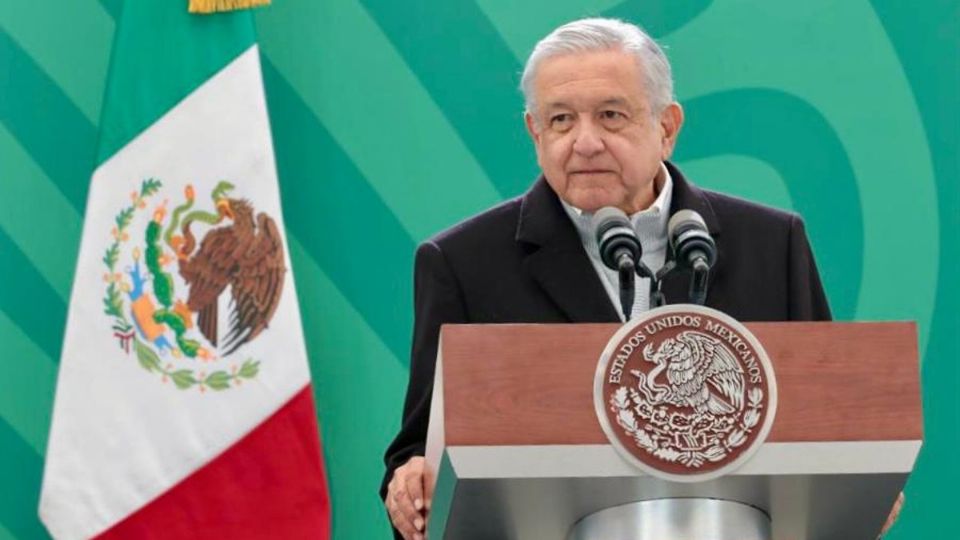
xmin=515 ymin=178 xmax=620 ymax=323
xmin=659 ymin=162 xmax=724 ymax=306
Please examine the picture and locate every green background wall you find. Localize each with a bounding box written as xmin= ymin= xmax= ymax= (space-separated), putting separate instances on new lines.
xmin=1 ymin=1 xmax=956 ymax=538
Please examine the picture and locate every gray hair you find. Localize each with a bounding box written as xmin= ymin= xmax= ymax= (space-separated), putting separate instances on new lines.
xmin=520 ymin=18 xmax=674 ymax=117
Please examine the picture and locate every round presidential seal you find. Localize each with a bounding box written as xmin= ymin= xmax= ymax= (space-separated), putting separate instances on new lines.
xmin=594 ymin=305 xmax=777 ymax=482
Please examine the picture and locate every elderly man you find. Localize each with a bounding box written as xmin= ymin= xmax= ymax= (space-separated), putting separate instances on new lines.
xmin=382 ymin=17 xmax=831 ymax=539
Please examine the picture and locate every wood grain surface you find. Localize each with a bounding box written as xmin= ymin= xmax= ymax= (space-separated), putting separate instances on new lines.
xmin=438 ymin=322 xmax=922 ymax=445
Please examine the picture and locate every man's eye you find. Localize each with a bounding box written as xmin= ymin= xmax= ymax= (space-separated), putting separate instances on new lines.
xmin=599 ymin=110 xmax=628 ymax=129
xmin=550 ymin=114 xmax=572 ymax=127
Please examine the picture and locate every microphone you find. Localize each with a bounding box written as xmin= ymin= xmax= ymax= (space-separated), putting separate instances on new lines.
xmin=668 ymin=210 xmax=717 ymax=305
xmin=592 ymin=207 xmax=642 ymax=320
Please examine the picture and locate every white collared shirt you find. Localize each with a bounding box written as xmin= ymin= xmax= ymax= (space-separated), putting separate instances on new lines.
xmin=560 ymin=163 xmax=674 ymax=321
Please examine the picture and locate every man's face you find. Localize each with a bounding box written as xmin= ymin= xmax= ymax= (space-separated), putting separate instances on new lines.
xmin=525 ymin=49 xmax=683 ymax=214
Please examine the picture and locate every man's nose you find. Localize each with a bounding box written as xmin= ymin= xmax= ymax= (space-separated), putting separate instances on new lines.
xmin=572 ymin=119 xmax=605 ymax=156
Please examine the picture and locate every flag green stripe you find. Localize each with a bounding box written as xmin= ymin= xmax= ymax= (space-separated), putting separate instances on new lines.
xmin=0 ymin=308 xmax=57 ymax=455
xmin=0 ymin=31 xmax=97 ymax=213
xmin=675 ymin=89 xmax=863 ymax=319
xmin=0 ymin=228 xmax=66 ymax=363
xmin=0 ymin=124 xmax=82 ymax=300
xmin=256 ymin=0 xmax=501 ymax=241
xmin=288 ymin=237 xmax=404 ymax=540
xmin=263 ymin=59 xmax=415 ymax=365
xmin=0 ymin=418 xmax=48 ymax=540
xmin=95 ymin=2 xmax=255 ymax=163
xmin=0 ymin=0 xmax=114 ymax=123
xmin=359 ymin=0 xmax=538 ymax=198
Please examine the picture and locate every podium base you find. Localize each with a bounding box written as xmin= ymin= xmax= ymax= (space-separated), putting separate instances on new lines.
xmin=568 ymin=498 xmax=771 ymax=540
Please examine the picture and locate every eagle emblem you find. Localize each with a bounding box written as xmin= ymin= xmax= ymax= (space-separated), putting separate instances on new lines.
xmin=175 ymin=186 xmax=286 ymax=355
xmin=634 ymin=331 xmax=745 ymax=416
xmin=101 ymin=178 xmax=286 ymax=391
xmin=595 ymin=306 xmax=777 ymax=482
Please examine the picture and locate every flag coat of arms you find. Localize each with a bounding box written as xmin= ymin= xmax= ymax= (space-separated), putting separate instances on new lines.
xmin=38 ymin=2 xmax=331 ymax=538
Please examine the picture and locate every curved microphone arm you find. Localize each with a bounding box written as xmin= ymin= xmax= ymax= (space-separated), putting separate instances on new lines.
xmin=617 ymin=254 xmax=635 ymax=321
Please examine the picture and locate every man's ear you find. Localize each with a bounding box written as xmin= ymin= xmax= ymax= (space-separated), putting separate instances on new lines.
xmin=524 ymin=111 xmax=545 ymax=168
xmin=524 ymin=111 xmax=541 ymax=146
xmin=658 ymin=103 xmax=684 ymax=160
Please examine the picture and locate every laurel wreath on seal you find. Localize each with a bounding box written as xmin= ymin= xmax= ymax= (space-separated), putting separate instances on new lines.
xmin=610 ymin=386 xmax=764 ymax=468
xmin=101 ymin=178 xmax=260 ymax=392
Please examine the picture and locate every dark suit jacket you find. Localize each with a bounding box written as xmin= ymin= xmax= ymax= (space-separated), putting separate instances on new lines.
xmin=380 ymin=161 xmax=831 ymax=509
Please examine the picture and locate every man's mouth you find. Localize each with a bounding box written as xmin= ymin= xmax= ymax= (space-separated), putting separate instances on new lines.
xmin=570 ymin=169 xmax=614 ymax=175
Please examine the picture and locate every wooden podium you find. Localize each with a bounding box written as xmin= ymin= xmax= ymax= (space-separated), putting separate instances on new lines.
xmin=424 ymin=322 xmax=922 ymax=540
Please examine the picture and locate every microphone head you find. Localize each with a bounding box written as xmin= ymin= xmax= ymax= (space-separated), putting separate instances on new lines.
xmin=591 ymin=207 xmax=642 ymax=270
xmin=668 ymin=209 xmax=717 ymax=269
xmin=667 ymin=210 xmax=707 ymax=244
xmin=591 ymin=206 xmax=630 ymax=235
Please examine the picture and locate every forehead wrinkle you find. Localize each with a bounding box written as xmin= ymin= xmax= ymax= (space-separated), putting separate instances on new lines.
xmin=540 ymin=94 xmax=636 ymax=115
xmin=599 ymin=97 xmax=631 ymax=108
xmin=536 ymin=81 xmax=640 ymax=111
xmin=539 ymin=76 xmax=630 ymax=98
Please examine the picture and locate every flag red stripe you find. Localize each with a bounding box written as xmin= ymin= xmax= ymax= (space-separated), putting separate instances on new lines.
xmin=95 ymin=385 xmax=331 ymax=539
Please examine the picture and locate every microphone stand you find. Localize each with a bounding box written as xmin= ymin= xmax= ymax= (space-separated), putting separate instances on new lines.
xmin=616 ymin=256 xmax=635 ymax=321
xmin=649 ymin=260 xmax=676 ymax=308
xmin=689 ymin=258 xmax=710 ymax=305
xmin=634 ymin=260 xmax=665 ymax=309
xmin=623 ymin=255 xmax=708 ymax=313
xmin=642 ymin=252 xmax=710 ymax=307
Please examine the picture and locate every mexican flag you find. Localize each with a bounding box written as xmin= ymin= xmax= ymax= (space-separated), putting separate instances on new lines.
xmin=38 ymin=1 xmax=331 ymax=538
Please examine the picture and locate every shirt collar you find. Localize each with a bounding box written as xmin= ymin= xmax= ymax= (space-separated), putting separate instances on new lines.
xmin=561 ymin=162 xmax=674 ymax=250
